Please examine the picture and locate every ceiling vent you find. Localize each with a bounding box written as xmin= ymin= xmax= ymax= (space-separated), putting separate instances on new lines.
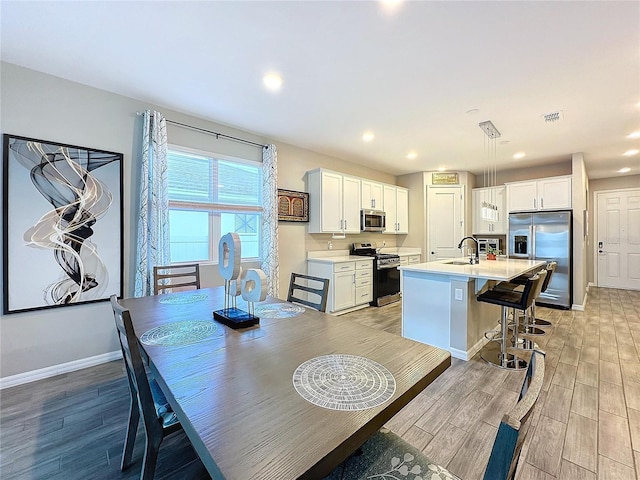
xmin=542 ymin=110 xmax=564 ymax=123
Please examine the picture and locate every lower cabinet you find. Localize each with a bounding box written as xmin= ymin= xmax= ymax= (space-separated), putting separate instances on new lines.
xmin=333 ymin=269 xmax=356 ymax=311
xmin=308 ymin=259 xmax=373 ymax=314
xmin=400 ymin=254 xmax=421 ymax=292
xmin=399 ymin=254 xmax=421 ymax=266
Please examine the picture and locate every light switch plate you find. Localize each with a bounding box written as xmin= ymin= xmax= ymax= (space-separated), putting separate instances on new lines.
xmin=454 ymin=288 xmax=463 ymax=301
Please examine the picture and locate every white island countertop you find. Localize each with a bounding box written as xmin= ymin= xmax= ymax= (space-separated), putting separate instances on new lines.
xmin=400 ymin=257 xmax=546 ymax=282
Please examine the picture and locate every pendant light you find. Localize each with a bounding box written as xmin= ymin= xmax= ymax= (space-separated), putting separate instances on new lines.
xmin=479 ymin=120 xmax=500 ymax=223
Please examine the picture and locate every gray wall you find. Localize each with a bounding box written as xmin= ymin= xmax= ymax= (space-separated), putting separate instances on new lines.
xmin=0 ymin=62 xmax=396 ymax=378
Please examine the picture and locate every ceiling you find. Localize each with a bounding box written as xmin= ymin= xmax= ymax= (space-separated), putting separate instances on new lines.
xmin=1 ymin=1 xmax=639 ymax=179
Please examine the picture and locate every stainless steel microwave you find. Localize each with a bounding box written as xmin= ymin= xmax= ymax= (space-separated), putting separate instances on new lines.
xmin=361 ymin=209 xmax=386 ymax=232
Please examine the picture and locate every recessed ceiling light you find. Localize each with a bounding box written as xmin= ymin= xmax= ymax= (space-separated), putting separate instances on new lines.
xmin=513 ymin=152 xmax=526 ymax=159
xmin=379 ymin=0 xmax=403 ymax=13
xmin=362 ymin=131 xmax=375 ymax=142
xmin=618 ymin=167 xmax=631 ymax=173
xmin=263 ymin=73 xmax=283 ymax=91
xmin=438 ymin=167 xmax=446 ymax=172
xmin=627 ymin=131 xmax=640 ymax=139
xmin=406 ymin=151 xmax=417 ymax=160
xmin=623 ymin=149 xmax=639 ymax=156
xmin=465 ymin=108 xmax=479 ymax=115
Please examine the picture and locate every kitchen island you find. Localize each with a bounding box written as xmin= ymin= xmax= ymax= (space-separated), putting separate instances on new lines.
xmin=399 ymin=257 xmax=546 ymax=360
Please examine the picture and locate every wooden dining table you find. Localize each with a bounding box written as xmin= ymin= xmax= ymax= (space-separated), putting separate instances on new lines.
xmin=121 ymin=287 xmax=451 ymax=479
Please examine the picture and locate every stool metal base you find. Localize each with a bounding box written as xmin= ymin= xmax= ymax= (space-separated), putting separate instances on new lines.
xmin=511 ymin=335 xmax=539 ymax=351
xmin=481 ymin=350 xmax=528 ymax=370
xmin=516 ymin=316 xmax=549 ymax=335
xmin=529 ymin=317 xmax=553 ymax=328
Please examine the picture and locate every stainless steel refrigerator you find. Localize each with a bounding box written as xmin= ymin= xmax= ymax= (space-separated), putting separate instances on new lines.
xmin=508 ymin=211 xmax=572 ymax=309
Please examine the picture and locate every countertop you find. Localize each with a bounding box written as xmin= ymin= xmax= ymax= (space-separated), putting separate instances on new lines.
xmin=399 ymin=257 xmax=546 ymax=281
xmin=307 ymin=255 xmax=374 ymax=264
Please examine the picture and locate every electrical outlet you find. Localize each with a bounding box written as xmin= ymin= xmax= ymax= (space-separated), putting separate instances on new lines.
xmin=327 ymin=241 xmax=332 ymax=250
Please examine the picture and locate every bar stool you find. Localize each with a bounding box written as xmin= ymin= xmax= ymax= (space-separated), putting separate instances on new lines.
xmin=521 ymin=261 xmax=556 ymax=329
xmin=478 ymin=273 xmax=544 ymax=370
xmin=510 ymin=269 xmax=547 ymax=351
xmin=502 ymin=261 xmax=556 ymax=334
xmin=492 ymin=269 xmax=547 ymax=351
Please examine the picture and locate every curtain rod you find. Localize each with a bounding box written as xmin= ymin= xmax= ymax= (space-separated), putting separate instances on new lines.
xmin=136 ymin=111 xmax=268 ymax=149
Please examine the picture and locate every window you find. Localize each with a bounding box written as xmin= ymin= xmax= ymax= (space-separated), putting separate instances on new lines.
xmin=167 ymin=147 xmax=262 ymax=263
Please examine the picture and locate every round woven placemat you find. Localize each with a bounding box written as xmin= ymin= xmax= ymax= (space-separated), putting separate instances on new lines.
xmin=140 ymin=320 xmax=218 ymax=346
xmin=158 ymin=293 xmax=209 ymax=305
xmin=254 ymin=303 xmax=305 ymax=318
xmin=292 ymin=354 xmax=396 ymax=411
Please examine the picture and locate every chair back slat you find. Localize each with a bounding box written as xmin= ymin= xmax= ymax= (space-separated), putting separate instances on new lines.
xmin=153 ymin=264 xmax=201 ymax=295
xmin=541 ymin=261 xmax=557 ymax=293
xmin=483 ymin=350 xmax=546 ymax=480
xmin=287 ymin=273 xmax=330 ymax=312
xmin=110 ymin=295 xmax=163 ymax=438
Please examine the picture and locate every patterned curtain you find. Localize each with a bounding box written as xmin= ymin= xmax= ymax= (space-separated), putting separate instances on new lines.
xmin=134 ymin=110 xmax=170 ymax=297
xmin=261 ymin=144 xmax=279 ymax=297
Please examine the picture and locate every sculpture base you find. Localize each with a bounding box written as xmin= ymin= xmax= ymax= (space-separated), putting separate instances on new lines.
xmin=213 ymin=308 xmax=259 ymax=329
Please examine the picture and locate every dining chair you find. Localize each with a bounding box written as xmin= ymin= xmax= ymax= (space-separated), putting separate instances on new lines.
xmin=325 ymin=350 xmax=545 ymax=480
xmin=153 ymin=263 xmax=201 ymax=295
xmin=287 ymin=273 xmax=330 ymax=312
xmin=110 ymin=295 xmax=183 ymax=480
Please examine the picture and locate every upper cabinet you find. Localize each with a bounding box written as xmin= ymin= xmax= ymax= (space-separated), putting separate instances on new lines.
xmin=308 ymin=169 xmax=361 ymax=234
xmin=383 ymin=185 xmax=409 ymax=234
xmin=506 ymin=175 xmax=572 ymax=212
xmin=361 ymin=180 xmax=384 ymax=210
xmin=472 ymin=186 xmax=506 ymax=234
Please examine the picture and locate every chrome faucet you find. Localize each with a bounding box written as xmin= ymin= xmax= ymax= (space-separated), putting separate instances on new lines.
xmin=458 ymin=236 xmax=479 ymax=264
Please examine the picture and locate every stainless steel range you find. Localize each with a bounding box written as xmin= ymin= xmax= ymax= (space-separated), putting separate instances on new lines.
xmin=351 ymin=242 xmax=401 ymax=307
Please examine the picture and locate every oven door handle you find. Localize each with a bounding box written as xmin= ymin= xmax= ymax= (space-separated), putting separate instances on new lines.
xmin=378 ymin=263 xmax=400 ymax=270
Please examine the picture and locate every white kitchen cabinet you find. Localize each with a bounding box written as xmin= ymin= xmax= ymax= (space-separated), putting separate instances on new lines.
xmin=308 ymin=169 xmax=361 ymax=234
xmin=383 ymin=185 xmax=409 ymax=234
xmin=307 ymin=258 xmax=373 ymax=314
xmin=408 ymin=254 xmax=421 ymax=264
xmin=361 ymin=180 xmax=384 ymax=210
xmin=333 ymin=269 xmax=357 ymax=311
xmin=472 ymin=186 xmax=506 ymax=234
xmin=399 ymin=254 xmax=421 ymax=266
xmin=507 ymin=176 xmax=572 ymax=212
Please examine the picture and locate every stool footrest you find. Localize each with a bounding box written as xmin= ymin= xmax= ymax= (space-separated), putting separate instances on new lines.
xmin=481 ymin=350 xmax=528 ymax=370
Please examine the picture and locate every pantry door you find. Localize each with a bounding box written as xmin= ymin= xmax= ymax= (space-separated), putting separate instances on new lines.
xmin=596 ymin=188 xmax=640 ymax=290
xmin=427 ymin=186 xmax=464 ymax=261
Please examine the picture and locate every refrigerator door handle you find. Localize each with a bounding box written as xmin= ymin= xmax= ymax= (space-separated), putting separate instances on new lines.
xmin=530 ymin=225 xmax=535 ymax=259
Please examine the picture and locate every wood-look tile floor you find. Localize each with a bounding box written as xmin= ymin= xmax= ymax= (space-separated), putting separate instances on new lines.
xmin=1 ymin=287 xmax=638 ymax=479
xmin=345 ymin=287 xmax=640 ymax=480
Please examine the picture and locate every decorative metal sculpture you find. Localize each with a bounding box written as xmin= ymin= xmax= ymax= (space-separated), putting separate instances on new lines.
xmin=213 ymin=232 xmax=267 ymax=328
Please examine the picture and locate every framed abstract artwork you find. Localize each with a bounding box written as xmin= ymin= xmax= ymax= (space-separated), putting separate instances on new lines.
xmin=2 ymin=134 xmax=123 ymax=314
xmin=277 ymin=189 xmax=309 ymax=222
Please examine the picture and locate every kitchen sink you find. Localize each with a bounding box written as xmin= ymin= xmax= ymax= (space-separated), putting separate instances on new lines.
xmin=443 ymin=260 xmax=475 ymax=266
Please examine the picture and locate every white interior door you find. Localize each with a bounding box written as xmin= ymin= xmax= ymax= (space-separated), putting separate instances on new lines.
xmin=427 ymin=186 xmax=464 ymax=260
xmin=596 ymin=188 xmax=640 ymax=289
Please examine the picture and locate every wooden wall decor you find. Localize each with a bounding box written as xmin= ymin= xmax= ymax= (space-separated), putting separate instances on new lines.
xmin=277 ymin=189 xmax=309 ymax=222
xmin=431 ymin=172 xmax=459 ymax=185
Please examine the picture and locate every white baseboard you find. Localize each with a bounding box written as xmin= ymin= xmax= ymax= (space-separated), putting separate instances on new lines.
xmin=572 ymin=291 xmax=588 ymax=311
xmin=0 ymin=351 xmax=121 ymax=390
xmin=449 ymin=335 xmax=491 ymax=361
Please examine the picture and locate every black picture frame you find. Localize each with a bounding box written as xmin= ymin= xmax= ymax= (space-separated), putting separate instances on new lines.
xmin=277 ymin=189 xmax=309 ymax=222
xmin=2 ymin=134 xmax=124 ymax=314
